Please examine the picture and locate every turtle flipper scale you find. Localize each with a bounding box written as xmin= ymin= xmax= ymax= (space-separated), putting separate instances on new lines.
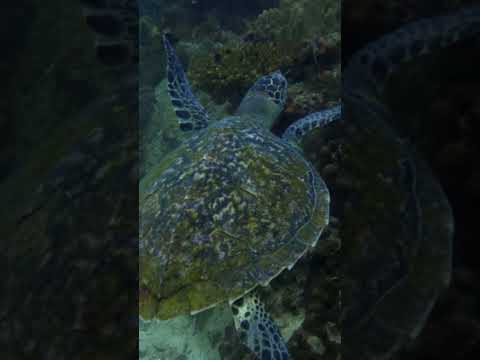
xmin=283 ymin=105 xmax=341 ymax=142
xmin=163 ymin=34 xmax=210 ymax=131
xmin=241 ymin=70 xmax=288 ymax=107
xmin=232 ymin=293 xmax=290 ymax=360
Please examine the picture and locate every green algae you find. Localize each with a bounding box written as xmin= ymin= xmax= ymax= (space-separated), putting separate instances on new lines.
xmin=188 ymin=41 xmax=298 ymax=102
xmin=247 ymin=0 xmax=340 ymax=44
xmin=186 ymin=0 xmax=340 ymax=102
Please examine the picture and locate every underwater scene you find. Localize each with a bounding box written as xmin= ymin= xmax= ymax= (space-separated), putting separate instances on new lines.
xmin=139 ymin=1 xmax=479 ymax=360
xmin=0 ymin=0 xmax=479 ymax=359
xmin=139 ymin=0 xmax=341 ymax=359
xmin=139 ymin=0 xmax=480 ymax=359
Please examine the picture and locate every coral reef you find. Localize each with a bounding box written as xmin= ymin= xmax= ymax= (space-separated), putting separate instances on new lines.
xmin=188 ymin=39 xmax=340 ymax=104
xmin=284 ymin=66 xmax=341 ymax=118
xmin=247 ymin=0 xmax=340 ymax=45
xmin=138 ymin=1 xmax=341 ymax=359
xmin=186 ymin=0 xmax=341 ymax=103
xmin=188 ymin=41 xmax=298 ymax=102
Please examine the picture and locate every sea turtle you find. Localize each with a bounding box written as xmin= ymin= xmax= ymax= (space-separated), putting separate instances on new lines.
xmin=139 ymin=34 xmax=341 ymax=359
xmin=139 ymin=5 xmax=480 ymax=360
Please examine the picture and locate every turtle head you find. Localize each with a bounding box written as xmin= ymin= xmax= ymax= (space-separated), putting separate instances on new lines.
xmin=235 ymin=70 xmax=288 ymax=129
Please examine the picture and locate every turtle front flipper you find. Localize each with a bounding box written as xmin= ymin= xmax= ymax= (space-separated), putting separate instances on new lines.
xmin=282 ymin=105 xmax=342 ymax=143
xmin=163 ymin=34 xmax=210 ymax=131
xmin=232 ymin=293 xmax=290 ymax=360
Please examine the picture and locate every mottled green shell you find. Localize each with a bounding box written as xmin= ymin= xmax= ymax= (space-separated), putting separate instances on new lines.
xmin=139 ymin=116 xmax=329 ymax=319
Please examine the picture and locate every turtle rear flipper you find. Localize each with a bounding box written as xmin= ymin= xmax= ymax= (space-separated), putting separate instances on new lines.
xmin=232 ymin=294 xmax=290 ymax=360
xmin=163 ymin=34 xmax=210 ymax=131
